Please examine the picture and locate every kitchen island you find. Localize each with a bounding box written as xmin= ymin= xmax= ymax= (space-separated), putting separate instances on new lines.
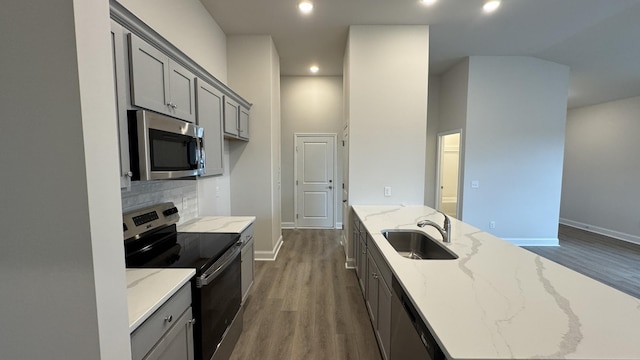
xmin=353 ymin=205 xmax=640 ymax=359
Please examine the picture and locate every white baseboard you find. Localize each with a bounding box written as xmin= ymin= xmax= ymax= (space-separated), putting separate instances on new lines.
xmin=345 ymin=257 xmax=355 ymax=269
xmin=504 ymin=238 xmax=559 ymax=246
xmin=255 ymin=235 xmax=283 ymax=261
xmin=281 ymin=222 xmax=295 ymax=229
xmin=560 ymin=218 xmax=640 ymax=246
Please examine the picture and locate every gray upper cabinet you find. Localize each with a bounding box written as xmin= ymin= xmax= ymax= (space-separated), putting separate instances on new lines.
xmin=110 ymin=20 xmax=132 ymax=189
xmin=195 ymin=79 xmax=224 ymax=176
xmin=223 ymin=97 xmax=239 ymax=137
xmin=128 ymin=33 xmax=196 ymax=122
xmin=223 ymin=97 xmax=250 ymax=141
xmin=239 ymin=106 xmax=250 ymax=140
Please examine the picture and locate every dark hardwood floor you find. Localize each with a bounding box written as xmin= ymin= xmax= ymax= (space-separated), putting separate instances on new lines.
xmin=230 ymin=229 xmax=382 ymax=360
xmin=525 ymin=225 xmax=640 ymax=299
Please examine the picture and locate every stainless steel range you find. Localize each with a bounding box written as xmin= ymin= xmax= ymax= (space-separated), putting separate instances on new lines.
xmin=123 ymin=202 xmax=243 ymax=360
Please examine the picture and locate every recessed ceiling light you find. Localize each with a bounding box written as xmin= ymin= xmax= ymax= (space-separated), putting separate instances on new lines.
xmin=310 ymin=65 xmax=319 ymax=74
xmin=420 ymin=0 xmax=437 ymax=6
xmin=298 ymin=1 xmax=313 ymax=14
xmin=483 ymin=0 xmax=501 ymax=13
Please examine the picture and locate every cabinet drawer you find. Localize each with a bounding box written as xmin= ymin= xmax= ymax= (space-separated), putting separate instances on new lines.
xmin=131 ymin=283 xmax=192 ymax=360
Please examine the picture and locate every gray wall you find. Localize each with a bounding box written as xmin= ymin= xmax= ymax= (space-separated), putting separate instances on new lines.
xmin=280 ymin=76 xmax=344 ymax=227
xmin=227 ymin=35 xmax=282 ymax=258
xmin=560 ymin=96 xmax=640 ymax=244
xmin=346 ymin=25 xmax=430 ymax=206
xmin=0 ymin=0 xmax=130 ymax=358
xmin=462 ymin=56 xmax=569 ymax=244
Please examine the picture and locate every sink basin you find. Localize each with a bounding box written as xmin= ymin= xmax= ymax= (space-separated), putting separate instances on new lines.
xmin=381 ymin=230 xmax=458 ymax=260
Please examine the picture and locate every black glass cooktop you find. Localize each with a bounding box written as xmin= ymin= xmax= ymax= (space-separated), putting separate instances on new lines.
xmin=125 ymin=224 xmax=239 ymax=274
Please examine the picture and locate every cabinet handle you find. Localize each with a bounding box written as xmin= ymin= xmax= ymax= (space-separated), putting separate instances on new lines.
xmin=188 ymin=318 xmax=196 ymax=326
xmin=164 ymin=315 xmax=173 ymax=323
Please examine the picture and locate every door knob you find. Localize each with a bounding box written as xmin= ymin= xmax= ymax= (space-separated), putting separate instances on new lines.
xmin=328 ymin=186 xmax=333 ymax=190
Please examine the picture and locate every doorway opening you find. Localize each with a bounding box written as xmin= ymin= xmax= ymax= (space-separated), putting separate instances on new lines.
xmin=436 ymin=130 xmax=462 ymax=219
xmin=294 ymin=134 xmax=337 ymax=228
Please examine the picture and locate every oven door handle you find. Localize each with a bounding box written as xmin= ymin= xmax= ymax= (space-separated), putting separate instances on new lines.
xmin=196 ymin=242 xmax=241 ymax=288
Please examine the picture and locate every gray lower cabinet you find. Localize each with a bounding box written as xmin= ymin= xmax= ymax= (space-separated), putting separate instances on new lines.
xmin=357 ymin=228 xmax=367 ymax=294
xmin=241 ymin=224 xmax=255 ymax=303
xmin=128 ymin=32 xmax=196 ymax=122
xmin=366 ymin=243 xmax=392 ymax=360
xmin=195 ymin=79 xmax=224 ymax=176
xmin=131 ymin=284 xmax=194 ymax=360
xmin=354 ymin=210 xmax=391 ymax=360
xmin=110 ymin=20 xmax=132 ymax=188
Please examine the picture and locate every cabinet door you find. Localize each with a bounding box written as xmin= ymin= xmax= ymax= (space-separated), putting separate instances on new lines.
xmin=223 ymin=97 xmax=239 ymax=137
xmin=110 ymin=20 xmax=132 ymax=189
xmin=128 ymin=33 xmax=171 ymax=116
xmin=238 ymin=106 xmax=250 ymax=140
xmin=353 ymin=220 xmax=360 ymax=279
xmin=143 ymin=307 xmax=194 ymax=360
xmin=195 ymin=79 xmax=224 ymax=176
xmin=366 ymin=253 xmax=379 ymax=325
xmin=378 ymin=279 xmax=392 ymax=360
xmin=358 ymin=236 xmax=367 ymax=294
xmin=241 ymin=240 xmax=254 ymax=303
xmin=168 ymin=61 xmax=196 ymax=122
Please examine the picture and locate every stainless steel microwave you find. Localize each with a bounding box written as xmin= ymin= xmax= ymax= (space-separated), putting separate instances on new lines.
xmin=128 ymin=110 xmax=204 ymax=181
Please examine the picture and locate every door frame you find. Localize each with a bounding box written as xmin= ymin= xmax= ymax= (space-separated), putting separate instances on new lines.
xmin=293 ymin=133 xmax=338 ymax=229
xmin=435 ymin=129 xmax=463 ymax=219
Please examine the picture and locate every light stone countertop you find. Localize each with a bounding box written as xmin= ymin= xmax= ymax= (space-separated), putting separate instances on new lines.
xmin=177 ymin=216 xmax=256 ymax=234
xmin=126 ymin=268 xmax=195 ymax=333
xmin=353 ymin=205 xmax=640 ymax=360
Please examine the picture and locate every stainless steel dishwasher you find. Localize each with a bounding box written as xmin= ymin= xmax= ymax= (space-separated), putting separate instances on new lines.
xmin=391 ymin=277 xmax=445 ymax=360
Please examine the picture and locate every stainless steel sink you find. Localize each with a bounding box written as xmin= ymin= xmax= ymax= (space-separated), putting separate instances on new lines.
xmin=381 ymin=230 xmax=458 ymax=260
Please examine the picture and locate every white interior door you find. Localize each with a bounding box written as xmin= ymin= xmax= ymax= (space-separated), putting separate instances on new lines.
xmin=437 ymin=131 xmax=461 ymax=219
xmin=296 ymin=134 xmax=336 ymax=228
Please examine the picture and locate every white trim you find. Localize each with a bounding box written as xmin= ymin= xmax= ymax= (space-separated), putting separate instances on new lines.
xmin=281 ymin=222 xmax=295 ymax=229
xmin=255 ymin=235 xmax=283 ymax=261
xmin=435 ymin=129 xmax=463 ymax=220
xmin=560 ymin=218 xmax=640 ymax=246
xmin=504 ymin=237 xmax=559 ymax=246
xmin=293 ymin=133 xmax=338 ymax=229
xmin=345 ymin=258 xmax=356 ymax=269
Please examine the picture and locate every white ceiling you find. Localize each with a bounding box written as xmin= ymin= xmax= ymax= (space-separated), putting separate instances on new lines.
xmin=201 ymin=0 xmax=640 ymax=108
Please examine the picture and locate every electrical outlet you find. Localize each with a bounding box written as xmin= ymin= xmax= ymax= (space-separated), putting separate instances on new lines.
xmin=182 ymin=197 xmax=188 ymax=210
xmin=471 ymin=180 xmax=480 ymax=189
xmin=490 ymin=221 xmax=496 ymax=229
xmin=384 ymin=186 xmax=392 ymax=197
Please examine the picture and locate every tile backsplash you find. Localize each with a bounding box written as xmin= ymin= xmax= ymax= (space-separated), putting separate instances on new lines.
xmin=121 ymin=180 xmax=198 ymax=224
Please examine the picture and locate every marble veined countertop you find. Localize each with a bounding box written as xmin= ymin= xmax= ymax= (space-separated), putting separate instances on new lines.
xmin=177 ymin=216 xmax=255 ymax=233
xmin=126 ymin=268 xmax=195 ymax=333
xmin=353 ymin=205 xmax=640 ymax=360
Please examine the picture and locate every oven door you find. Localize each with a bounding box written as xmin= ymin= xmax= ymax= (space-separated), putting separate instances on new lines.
xmin=194 ymin=244 xmax=242 ymax=360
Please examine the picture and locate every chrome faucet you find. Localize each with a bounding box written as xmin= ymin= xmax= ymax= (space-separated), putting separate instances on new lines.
xmin=417 ymin=211 xmax=452 ymax=243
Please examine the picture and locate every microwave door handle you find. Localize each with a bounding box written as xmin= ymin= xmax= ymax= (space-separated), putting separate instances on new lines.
xmin=188 ymin=140 xmax=199 ymax=167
